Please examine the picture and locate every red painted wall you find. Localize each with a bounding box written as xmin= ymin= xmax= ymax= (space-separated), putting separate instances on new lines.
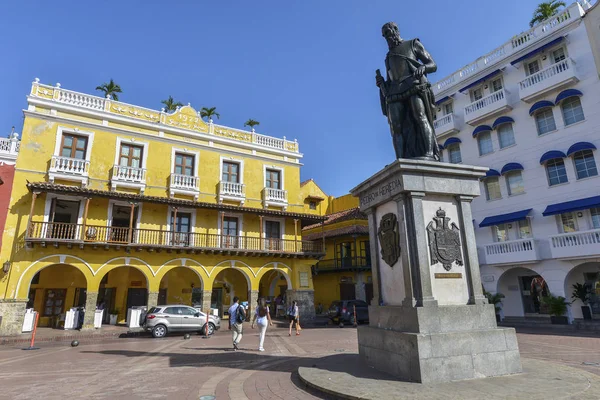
xmin=0 ymin=163 xmax=15 ymax=250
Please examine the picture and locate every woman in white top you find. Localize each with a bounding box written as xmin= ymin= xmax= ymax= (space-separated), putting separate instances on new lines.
xmin=251 ymin=297 xmax=273 ymax=351
xmin=287 ymin=300 xmax=301 ymax=336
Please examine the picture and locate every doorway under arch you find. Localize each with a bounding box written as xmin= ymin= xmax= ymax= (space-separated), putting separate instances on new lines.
xmin=26 ymin=263 xmax=88 ymax=328
xmin=158 ymin=267 xmax=203 ymax=307
xmin=211 ymin=268 xmax=250 ymax=318
xmin=564 ymin=262 xmax=600 ymax=319
xmin=96 ymin=266 xmax=149 ymax=324
xmin=497 ymin=267 xmax=549 ymax=318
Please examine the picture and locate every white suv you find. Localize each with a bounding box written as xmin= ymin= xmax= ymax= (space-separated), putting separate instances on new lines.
xmin=144 ymin=305 xmax=221 ymax=338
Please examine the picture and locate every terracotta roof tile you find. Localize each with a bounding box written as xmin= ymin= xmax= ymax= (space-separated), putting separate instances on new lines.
xmin=303 ymin=207 xmax=366 ymax=230
xmin=303 ymin=225 xmax=369 ymax=241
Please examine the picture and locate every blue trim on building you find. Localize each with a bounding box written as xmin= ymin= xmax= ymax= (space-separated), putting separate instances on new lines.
xmin=539 ymin=150 xmax=567 ymax=164
xmin=567 ymin=142 xmax=597 ymax=156
xmin=443 ymin=137 xmax=462 ymax=147
xmin=435 ymin=96 xmax=451 ymax=106
xmin=492 ymin=116 xmax=515 ymax=129
xmin=458 ymin=70 xmax=502 ymax=93
xmin=529 ymin=100 xmax=554 ymax=115
xmin=479 ymin=209 xmax=532 ymax=227
xmin=555 ymin=88 xmax=583 ymax=104
xmin=472 ymin=125 xmax=493 ymax=137
xmin=501 ymin=163 xmax=524 ymax=174
xmin=542 ymin=195 xmax=600 ymax=216
xmin=510 ymin=37 xmax=565 ymax=65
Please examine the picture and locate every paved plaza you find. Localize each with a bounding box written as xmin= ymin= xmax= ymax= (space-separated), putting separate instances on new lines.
xmin=2 ymin=325 xmax=600 ymax=399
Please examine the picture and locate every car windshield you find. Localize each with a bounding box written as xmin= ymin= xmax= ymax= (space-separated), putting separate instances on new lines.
xmin=148 ymin=307 xmax=162 ymax=313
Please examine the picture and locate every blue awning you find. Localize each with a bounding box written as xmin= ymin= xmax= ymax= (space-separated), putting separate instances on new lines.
xmin=501 ymin=163 xmax=524 ymax=174
xmin=479 ymin=209 xmax=533 ymax=227
xmin=529 ymin=100 xmax=554 ymax=115
xmin=435 ymin=96 xmax=451 ymax=106
xmin=472 ymin=125 xmax=492 ymax=137
xmin=542 ymin=195 xmax=600 ymax=216
xmin=443 ymin=137 xmax=462 ymax=147
xmin=510 ymin=36 xmax=565 ymax=65
xmin=438 ymin=144 xmax=445 ymax=150
xmin=555 ymin=89 xmax=583 ymax=104
xmin=482 ymin=169 xmax=501 ymax=179
xmin=539 ymin=150 xmax=567 ymax=164
xmin=492 ymin=116 xmax=515 ymax=129
xmin=567 ymin=142 xmax=597 ymax=156
xmin=459 ymin=69 xmax=502 ymax=93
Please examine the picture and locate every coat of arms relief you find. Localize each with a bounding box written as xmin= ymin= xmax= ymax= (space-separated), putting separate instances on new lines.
xmin=426 ymin=208 xmax=463 ymax=271
xmin=377 ymin=213 xmax=400 ymax=267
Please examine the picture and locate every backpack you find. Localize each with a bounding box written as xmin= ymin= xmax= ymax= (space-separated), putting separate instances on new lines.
xmin=236 ymin=305 xmax=246 ymax=324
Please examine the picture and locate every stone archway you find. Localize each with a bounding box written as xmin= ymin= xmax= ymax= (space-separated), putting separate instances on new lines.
xmin=564 ymin=262 xmax=600 ymax=319
xmin=158 ymin=267 xmax=203 ymax=307
xmin=211 ymin=267 xmax=252 ymax=318
xmin=96 ymin=265 xmax=150 ymax=324
xmin=497 ymin=267 xmax=549 ymax=318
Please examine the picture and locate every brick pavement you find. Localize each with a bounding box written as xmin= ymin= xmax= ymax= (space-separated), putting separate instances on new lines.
xmin=0 ymin=325 xmax=599 ymax=399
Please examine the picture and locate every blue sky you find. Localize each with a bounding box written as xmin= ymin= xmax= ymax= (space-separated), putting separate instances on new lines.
xmin=0 ymin=0 xmax=554 ymax=196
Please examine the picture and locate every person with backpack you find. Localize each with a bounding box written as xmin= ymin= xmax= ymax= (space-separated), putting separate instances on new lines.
xmin=228 ymin=296 xmax=246 ymax=351
xmin=287 ymin=300 xmax=301 ymax=336
xmin=251 ymin=297 xmax=273 ymax=351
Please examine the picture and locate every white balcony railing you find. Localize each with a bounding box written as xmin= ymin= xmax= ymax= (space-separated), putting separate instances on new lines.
xmin=433 ymin=2 xmax=582 ymax=95
xmin=219 ymin=181 xmax=245 ymax=201
xmin=49 ymin=155 xmax=90 ymax=176
xmin=483 ymin=238 xmax=539 ymax=265
xmin=56 ymin=88 xmax=105 ymax=111
xmin=112 ymin=165 xmax=146 ymax=183
xmin=518 ymin=58 xmax=577 ymax=102
xmin=464 ymin=89 xmax=510 ymax=124
xmin=433 ymin=114 xmax=459 ymax=137
xmin=170 ymin=174 xmax=199 ymax=191
xmin=263 ymin=187 xmax=288 ymax=204
xmin=549 ymin=229 xmax=600 ymax=259
xmin=0 ymin=137 xmax=20 ymax=162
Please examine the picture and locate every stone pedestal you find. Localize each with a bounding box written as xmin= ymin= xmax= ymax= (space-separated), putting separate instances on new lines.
xmin=0 ymin=300 xmax=28 ymax=336
xmin=82 ymin=291 xmax=99 ymax=330
xmin=286 ymin=289 xmax=315 ymax=320
xmin=147 ymin=291 xmax=159 ymax=310
xmin=350 ymin=159 xmax=522 ymax=383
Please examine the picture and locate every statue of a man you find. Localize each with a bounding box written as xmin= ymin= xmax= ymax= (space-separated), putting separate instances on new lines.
xmin=376 ymin=22 xmax=439 ymax=161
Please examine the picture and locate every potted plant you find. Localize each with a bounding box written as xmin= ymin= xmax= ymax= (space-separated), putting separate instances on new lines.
xmin=109 ymin=309 xmax=119 ymax=325
xmin=484 ymin=291 xmax=505 ymax=322
xmin=541 ymin=295 xmax=570 ymax=324
xmin=572 ymin=283 xmax=592 ymax=320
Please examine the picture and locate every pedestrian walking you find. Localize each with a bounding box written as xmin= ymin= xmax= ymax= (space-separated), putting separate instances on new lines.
xmin=287 ymin=300 xmax=300 ymax=336
xmin=228 ymin=296 xmax=246 ymax=351
xmin=251 ymin=297 xmax=273 ymax=351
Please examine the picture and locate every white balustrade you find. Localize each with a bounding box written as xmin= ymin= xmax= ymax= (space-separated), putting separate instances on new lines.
xmin=518 ymin=58 xmax=577 ymax=101
xmin=549 ymin=229 xmax=600 ymax=259
xmin=253 ymin=133 xmax=284 ymax=150
xmin=520 ymin=59 xmax=573 ymax=89
xmin=219 ymin=181 xmax=245 ymax=198
xmin=433 ymin=114 xmax=458 ymax=137
xmin=264 ymin=188 xmax=288 ymax=203
xmin=464 ymin=89 xmax=509 ymax=124
xmin=170 ymin=174 xmax=199 ymax=191
xmin=50 ymin=156 xmax=89 ymax=175
xmin=0 ymin=138 xmax=19 ymax=155
xmin=432 ymin=3 xmax=582 ymax=96
xmin=482 ymin=238 xmax=539 ymax=265
xmin=56 ymin=88 xmax=105 ymax=111
xmin=112 ymin=165 xmax=146 ymax=183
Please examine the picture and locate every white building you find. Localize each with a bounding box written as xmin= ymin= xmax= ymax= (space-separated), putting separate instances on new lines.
xmin=432 ymin=1 xmax=600 ymax=321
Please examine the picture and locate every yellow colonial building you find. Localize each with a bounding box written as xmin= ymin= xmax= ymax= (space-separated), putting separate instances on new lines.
xmin=302 ymin=190 xmax=373 ymax=312
xmin=0 ymin=79 xmax=326 ymax=335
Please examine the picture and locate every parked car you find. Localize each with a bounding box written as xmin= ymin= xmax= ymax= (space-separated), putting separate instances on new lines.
xmin=144 ymin=305 xmax=221 ymax=338
xmin=328 ymin=300 xmax=369 ymax=326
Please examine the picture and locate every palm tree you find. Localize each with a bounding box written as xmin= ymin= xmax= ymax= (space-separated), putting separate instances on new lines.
xmin=161 ymin=96 xmax=184 ymax=112
xmin=530 ymin=0 xmax=566 ymax=27
xmin=244 ymin=119 xmax=260 ymax=130
xmin=95 ymin=79 xmax=122 ymax=101
xmin=200 ymin=107 xmax=220 ymax=122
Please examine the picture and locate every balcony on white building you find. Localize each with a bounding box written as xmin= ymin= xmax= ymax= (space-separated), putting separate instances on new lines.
xmin=518 ymin=58 xmax=578 ymax=102
xmin=169 ymin=174 xmax=199 ymax=200
xmin=0 ymin=134 xmax=20 ymax=164
xmin=433 ymin=114 xmax=459 ymax=138
xmin=111 ymin=164 xmax=147 ymax=192
xmin=464 ymin=89 xmax=512 ymax=125
xmin=549 ymin=229 xmax=600 ymax=260
xmin=48 ymin=155 xmax=90 ymax=186
xmin=218 ymin=181 xmax=245 ymax=205
xmin=262 ymin=187 xmax=288 ymax=209
xmin=481 ymin=238 xmax=541 ymax=266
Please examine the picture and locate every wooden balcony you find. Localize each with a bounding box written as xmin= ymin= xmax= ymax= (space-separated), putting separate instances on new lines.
xmin=312 ymin=257 xmax=371 ymax=275
xmin=26 ymin=221 xmax=324 ymax=258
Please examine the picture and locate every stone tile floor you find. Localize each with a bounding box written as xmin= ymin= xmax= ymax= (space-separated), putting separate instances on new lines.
xmin=0 ymin=324 xmax=599 ymax=399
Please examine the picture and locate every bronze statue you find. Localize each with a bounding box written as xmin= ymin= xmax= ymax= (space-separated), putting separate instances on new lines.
xmin=376 ymin=22 xmax=440 ymax=160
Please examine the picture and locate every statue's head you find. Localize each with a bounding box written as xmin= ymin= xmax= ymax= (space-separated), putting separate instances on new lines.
xmin=382 ymin=22 xmax=401 ymax=48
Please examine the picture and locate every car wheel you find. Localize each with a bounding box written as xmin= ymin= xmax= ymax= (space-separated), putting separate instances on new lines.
xmin=201 ymin=322 xmax=216 ymax=335
xmin=152 ymin=324 xmax=167 ymax=338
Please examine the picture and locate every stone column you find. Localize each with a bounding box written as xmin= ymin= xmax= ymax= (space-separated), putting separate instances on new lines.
xmin=355 ymin=272 xmax=366 ymax=302
xmin=395 ymin=195 xmax=416 ymax=307
xmin=82 ymin=291 xmax=99 ymax=330
xmin=147 ymin=291 xmax=159 ymax=310
xmin=365 ymin=209 xmax=381 ymax=306
xmin=456 ymin=195 xmax=487 ymax=305
xmin=0 ymin=300 xmax=28 ymax=336
xmin=286 ymin=289 xmax=316 ymax=320
xmin=248 ymin=290 xmax=259 ymax=321
xmin=406 ymin=192 xmax=437 ymax=308
xmin=201 ymin=290 xmax=213 ymax=314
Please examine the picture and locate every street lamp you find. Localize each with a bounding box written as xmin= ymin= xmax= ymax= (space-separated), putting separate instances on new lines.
xmin=3 ymin=261 xmax=11 ymax=274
